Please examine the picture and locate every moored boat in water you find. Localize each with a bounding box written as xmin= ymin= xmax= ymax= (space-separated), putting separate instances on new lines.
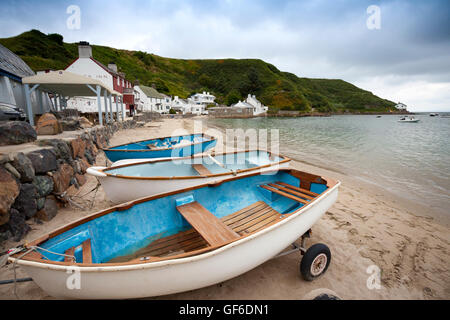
xmin=8 ymin=168 xmax=340 ymax=299
xmin=102 ymin=133 xmax=217 ymax=162
xmin=398 ymin=116 xmax=420 ymax=123
xmin=87 ymin=150 xmax=291 ymax=203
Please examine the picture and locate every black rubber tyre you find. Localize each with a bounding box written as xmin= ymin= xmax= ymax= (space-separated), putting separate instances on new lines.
xmin=300 ymin=243 xmax=331 ymax=281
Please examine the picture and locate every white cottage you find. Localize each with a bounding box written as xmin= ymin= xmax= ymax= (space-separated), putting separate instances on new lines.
xmin=394 ymin=102 xmax=407 ymax=111
xmin=171 ymin=96 xmax=191 ymax=114
xmin=64 ymin=42 xmax=134 ymax=114
xmin=134 ymin=85 xmax=171 ymax=113
xmin=232 ymin=94 xmax=268 ymax=116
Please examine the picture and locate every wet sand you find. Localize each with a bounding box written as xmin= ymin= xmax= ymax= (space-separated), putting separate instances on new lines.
xmin=1 ymin=118 xmax=449 ymax=300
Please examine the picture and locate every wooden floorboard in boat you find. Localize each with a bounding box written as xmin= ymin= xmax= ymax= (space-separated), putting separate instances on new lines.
xmin=111 ymin=201 xmax=283 ymax=262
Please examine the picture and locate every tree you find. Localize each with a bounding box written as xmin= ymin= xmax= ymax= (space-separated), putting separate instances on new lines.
xmin=225 ymin=89 xmax=241 ymax=106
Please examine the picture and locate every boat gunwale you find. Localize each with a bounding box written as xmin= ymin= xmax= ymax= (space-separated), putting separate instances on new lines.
xmin=10 ymin=169 xmax=339 ymax=271
xmin=102 ymin=133 xmax=217 ymax=153
xmin=98 ymin=149 xmax=291 ymax=180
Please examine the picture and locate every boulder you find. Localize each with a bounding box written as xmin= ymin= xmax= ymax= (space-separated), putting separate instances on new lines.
xmin=0 ymin=166 xmax=20 ymax=225
xmin=4 ymin=162 xmax=21 ymax=180
xmin=75 ymin=173 xmax=87 ymax=186
xmin=26 ymin=148 xmax=57 ymax=174
xmin=33 ymin=175 xmax=54 ymax=197
xmin=8 ymin=208 xmax=31 ymax=241
xmin=60 ymin=119 xmax=81 ymax=131
xmin=70 ymin=138 xmax=86 ymax=159
xmin=79 ymin=117 xmax=93 ymax=128
xmin=38 ymin=139 xmax=73 ymax=162
xmin=52 ymin=163 xmax=74 ymax=194
xmin=35 ymin=196 xmax=58 ymax=221
xmin=78 ymin=157 xmax=90 ymax=174
xmin=12 ymin=152 xmax=35 ymax=182
xmin=12 ymin=183 xmax=37 ymax=219
xmin=0 ymin=121 xmax=37 ymax=146
xmin=36 ymin=197 xmax=45 ymax=211
xmin=36 ymin=113 xmax=63 ymax=135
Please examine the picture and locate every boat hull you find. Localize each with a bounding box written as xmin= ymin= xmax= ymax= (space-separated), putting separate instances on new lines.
xmin=16 ymin=183 xmax=339 ymax=299
xmin=104 ymin=139 xmax=217 ymax=162
xmin=88 ymin=162 xmax=291 ymax=203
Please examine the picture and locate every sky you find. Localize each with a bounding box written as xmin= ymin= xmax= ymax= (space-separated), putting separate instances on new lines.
xmin=1 ymin=0 xmax=449 ymax=111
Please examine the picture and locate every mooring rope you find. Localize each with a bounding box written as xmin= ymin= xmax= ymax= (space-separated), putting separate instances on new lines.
xmin=1 ymin=245 xmax=76 ymax=299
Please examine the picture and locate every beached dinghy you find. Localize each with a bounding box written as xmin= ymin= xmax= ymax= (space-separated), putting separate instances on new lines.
xmin=87 ymin=150 xmax=291 ymax=203
xmin=9 ymin=168 xmax=340 ymax=299
xmin=103 ymin=133 xmax=217 ymax=162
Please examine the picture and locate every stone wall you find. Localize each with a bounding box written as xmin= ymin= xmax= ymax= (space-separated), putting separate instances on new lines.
xmin=0 ymin=120 xmax=142 ymax=243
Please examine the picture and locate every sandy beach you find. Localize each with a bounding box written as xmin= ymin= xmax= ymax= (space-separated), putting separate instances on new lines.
xmin=1 ymin=118 xmax=449 ymax=300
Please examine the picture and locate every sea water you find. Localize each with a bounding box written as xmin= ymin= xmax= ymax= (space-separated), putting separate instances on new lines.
xmin=206 ymin=114 xmax=450 ymax=219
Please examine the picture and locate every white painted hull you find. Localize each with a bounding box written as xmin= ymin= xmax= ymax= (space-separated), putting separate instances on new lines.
xmin=14 ymin=183 xmax=339 ymax=299
xmin=88 ymin=163 xmax=291 ymax=204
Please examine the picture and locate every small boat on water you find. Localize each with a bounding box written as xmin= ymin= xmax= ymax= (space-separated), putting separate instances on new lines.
xmin=87 ymin=150 xmax=291 ymax=203
xmin=103 ymin=133 xmax=217 ymax=162
xmin=429 ymin=113 xmax=439 ymax=117
xmin=8 ymin=168 xmax=340 ymax=299
xmin=398 ymin=116 xmax=420 ymax=123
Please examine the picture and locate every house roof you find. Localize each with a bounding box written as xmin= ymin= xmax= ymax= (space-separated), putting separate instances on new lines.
xmin=0 ymin=44 xmax=35 ymax=81
xmin=233 ymin=101 xmax=254 ymax=108
xmin=22 ymin=70 xmax=120 ymax=96
xmin=139 ymin=85 xmax=166 ymax=99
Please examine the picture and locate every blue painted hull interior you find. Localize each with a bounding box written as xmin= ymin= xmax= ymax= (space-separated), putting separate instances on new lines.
xmin=37 ymin=171 xmax=328 ymax=264
xmin=104 ymin=134 xmax=216 ymax=162
xmin=104 ymin=150 xmax=285 ymax=177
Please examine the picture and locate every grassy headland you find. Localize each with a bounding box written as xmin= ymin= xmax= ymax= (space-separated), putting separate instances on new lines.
xmin=1 ymin=30 xmax=397 ymax=113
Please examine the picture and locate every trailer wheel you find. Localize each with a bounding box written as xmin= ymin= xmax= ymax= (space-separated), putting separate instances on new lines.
xmin=300 ymin=243 xmax=331 ymax=281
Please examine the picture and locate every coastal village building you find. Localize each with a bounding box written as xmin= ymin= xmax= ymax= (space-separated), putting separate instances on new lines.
xmin=394 ymin=102 xmax=407 ymax=111
xmin=64 ymin=42 xmax=134 ymax=115
xmin=188 ymin=91 xmax=216 ymax=115
xmin=171 ymin=96 xmax=191 ymax=114
xmin=232 ymin=94 xmax=268 ymax=116
xmin=0 ymin=44 xmax=52 ymax=116
xmin=134 ymin=84 xmax=172 ymax=113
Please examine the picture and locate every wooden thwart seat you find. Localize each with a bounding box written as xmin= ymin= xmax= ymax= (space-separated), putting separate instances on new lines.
xmin=64 ymin=239 xmax=92 ymax=263
xmin=176 ymin=201 xmax=240 ymax=246
xmin=267 ymin=183 xmax=315 ymax=200
xmin=275 ymin=181 xmax=319 ymax=197
xmin=260 ymin=185 xmax=309 ymax=204
xmin=192 ymin=164 xmax=212 ymax=175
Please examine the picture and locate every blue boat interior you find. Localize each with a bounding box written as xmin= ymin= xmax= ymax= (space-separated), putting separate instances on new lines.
xmin=36 ymin=171 xmax=328 ymax=264
xmin=104 ymin=134 xmax=217 ymax=161
xmin=104 ymin=150 xmax=285 ymax=177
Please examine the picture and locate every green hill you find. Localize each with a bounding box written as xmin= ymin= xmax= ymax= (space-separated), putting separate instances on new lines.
xmin=0 ymin=30 xmax=396 ymax=113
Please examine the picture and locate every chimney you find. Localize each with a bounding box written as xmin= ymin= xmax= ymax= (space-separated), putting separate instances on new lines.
xmin=78 ymin=41 xmax=92 ymax=58
xmin=108 ymin=62 xmax=118 ymax=73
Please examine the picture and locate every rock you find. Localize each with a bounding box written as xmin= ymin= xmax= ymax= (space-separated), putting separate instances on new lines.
xmin=78 ymin=157 xmax=90 ymax=173
xmin=36 ymin=113 xmax=63 ymax=135
xmin=75 ymin=173 xmax=87 ymax=186
xmin=35 ymin=196 xmax=58 ymax=221
xmin=8 ymin=208 xmax=31 ymax=241
xmin=60 ymin=119 xmax=81 ymax=131
xmin=12 ymin=183 xmax=38 ymax=219
xmin=70 ymin=138 xmax=86 ymax=159
xmin=79 ymin=117 xmax=93 ymax=128
xmin=85 ymin=148 xmax=95 ymax=164
xmin=0 ymin=166 xmax=20 ymax=225
xmin=12 ymin=152 xmax=35 ymax=182
xmin=36 ymin=197 xmax=45 ymax=211
xmin=0 ymin=121 xmax=37 ymax=146
xmin=52 ymin=163 xmax=74 ymax=194
xmin=38 ymin=139 xmax=73 ymax=162
xmin=26 ymin=148 xmax=57 ymax=174
xmin=33 ymin=175 xmax=54 ymax=197
xmin=4 ymin=162 xmax=21 ymax=179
